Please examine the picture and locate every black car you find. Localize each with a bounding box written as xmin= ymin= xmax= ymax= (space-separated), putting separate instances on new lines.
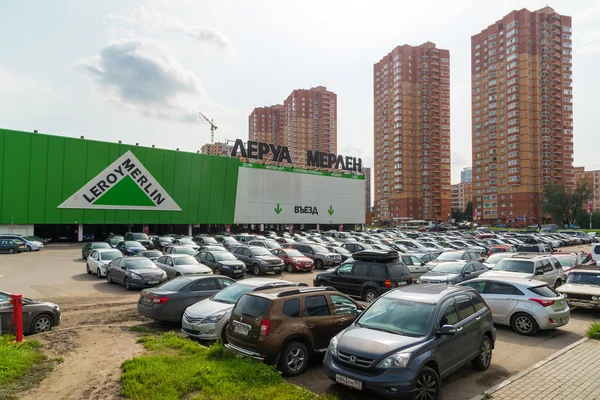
xmin=124 ymin=232 xmax=154 ymax=249
xmin=135 ymin=250 xmax=164 ymax=262
xmin=193 ymin=235 xmax=221 ymax=246
xmin=323 ymin=285 xmax=496 ymax=399
xmin=81 ymin=241 xmax=112 ymax=259
xmin=152 ymin=236 xmax=174 ymax=252
xmin=314 ymin=250 xmax=413 ymax=303
xmin=327 ymin=246 xmax=353 ymax=262
xmin=197 ymin=250 xmax=246 ymax=277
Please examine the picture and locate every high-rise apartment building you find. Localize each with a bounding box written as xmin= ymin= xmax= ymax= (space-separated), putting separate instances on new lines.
xmin=461 ymin=167 xmax=473 ymax=183
xmin=471 ymin=7 xmax=573 ymax=225
xmin=200 ymin=142 xmax=232 ymax=156
xmin=249 ymin=86 xmax=337 ymax=167
xmin=574 ymin=167 xmax=600 ymax=213
xmin=451 ymin=182 xmax=473 ymax=212
xmin=374 ymin=42 xmax=451 ymax=223
xmin=364 ymin=167 xmax=371 ymax=212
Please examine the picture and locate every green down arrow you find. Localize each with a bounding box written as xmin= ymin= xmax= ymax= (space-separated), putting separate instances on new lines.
xmin=328 ymin=206 xmax=335 ymax=215
xmin=275 ymin=203 xmax=283 ymax=214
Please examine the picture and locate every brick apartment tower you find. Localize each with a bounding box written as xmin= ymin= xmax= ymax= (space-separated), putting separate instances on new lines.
xmin=471 ymin=7 xmax=573 ymax=226
xmin=373 ymin=42 xmax=451 ymax=223
xmin=249 ymin=86 xmax=337 ymax=166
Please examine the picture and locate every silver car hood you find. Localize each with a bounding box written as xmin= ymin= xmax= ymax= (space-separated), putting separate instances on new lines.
xmin=178 ymin=265 xmax=213 ymax=274
xmin=557 ymin=284 xmax=600 ymax=296
xmin=185 ymin=298 xmax=233 ymax=318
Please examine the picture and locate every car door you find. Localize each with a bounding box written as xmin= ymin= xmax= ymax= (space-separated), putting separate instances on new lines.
xmin=549 ymin=257 xmax=564 ymax=283
xmin=189 ymin=278 xmax=221 ymax=303
xmin=205 ymin=253 xmax=218 ymax=270
xmin=481 ymin=281 xmax=520 ymax=323
xmin=327 ymin=263 xmax=353 ymax=293
xmin=348 ymin=262 xmax=370 ymax=296
xmin=302 ymin=295 xmax=337 ymax=350
xmin=471 ymin=262 xmax=487 ymax=278
xmin=155 ymin=256 xmax=167 ymax=274
xmin=330 ymin=294 xmax=360 ymax=330
xmin=112 ymin=258 xmax=126 ymax=283
xmin=540 ymin=259 xmax=555 ymax=285
xmin=454 ymin=295 xmax=481 ymax=361
xmin=88 ymin=251 xmax=99 ymax=271
xmin=408 ymin=255 xmax=428 ymax=276
xmin=436 ymin=298 xmax=467 ymax=376
xmin=460 ymin=263 xmax=477 ymax=282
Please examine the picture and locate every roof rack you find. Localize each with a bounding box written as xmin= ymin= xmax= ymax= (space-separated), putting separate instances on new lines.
xmin=353 ymin=250 xmax=399 ymax=262
xmin=255 ymin=282 xmax=308 ymax=291
xmin=276 ymin=286 xmax=337 ymax=297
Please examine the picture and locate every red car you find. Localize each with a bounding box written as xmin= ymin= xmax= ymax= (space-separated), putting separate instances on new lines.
xmin=487 ymin=245 xmax=516 ymax=257
xmin=270 ymin=248 xmax=315 ymax=273
xmin=552 ymin=252 xmax=597 ymax=275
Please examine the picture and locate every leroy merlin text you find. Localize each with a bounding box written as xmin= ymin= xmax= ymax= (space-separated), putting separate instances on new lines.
xmin=82 ymin=158 xmax=167 ymax=205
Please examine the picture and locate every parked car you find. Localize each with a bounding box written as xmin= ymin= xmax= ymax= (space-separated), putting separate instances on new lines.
xmin=516 ymin=243 xmax=553 ymax=254
xmin=552 ymin=252 xmax=596 ymax=275
xmin=172 ymin=238 xmax=200 ymax=251
xmin=86 ymin=248 xmax=123 ymax=277
xmin=426 ymin=250 xmax=484 ymax=269
xmin=399 ymin=254 xmax=429 ymax=281
xmin=137 ymin=275 xmax=235 ymax=322
xmin=106 ymin=257 xmax=167 ymax=290
xmin=326 ymin=246 xmax=353 ymax=262
xmin=226 ymin=286 xmax=362 ymax=376
xmin=481 ymin=255 xmax=565 ymax=288
xmin=155 ymin=254 xmax=212 ymax=279
xmin=248 ymin=239 xmax=281 ymax=250
xmin=135 ymin=250 xmax=163 ymax=262
xmin=106 ymin=235 xmax=124 ymax=248
xmin=124 ymin=232 xmax=154 ymax=249
xmin=0 ymin=291 xmax=61 ymax=334
xmin=18 ymin=236 xmax=45 ymax=252
xmin=590 ymin=243 xmax=600 ymax=264
xmin=152 ymin=236 xmax=174 ymax=251
xmin=557 ymin=268 xmax=600 ymax=309
xmin=116 ymin=241 xmax=147 ymax=256
xmin=420 ymin=261 xmax=487 ymax=285
xmin=198 ymin=245 xmax=229 ymax=253
xmin=488 ymin=245 xmax=516 ymax=256
xmin=182 ymin=278 xmax=302 ymax=341
xmin=314 ymin=250 xmax=413 ymax=303
xmin=197 ymin=250 xmax=246 ymax=277
xmin=290 ymin=243 xmax=342 ymax=269
xmin=341 ymin=242 xmax=374 ymax=254
xmin=232 ymin=246 xmax=284 ymax=275
xmin=164 ymin=245 xmax=198 ymax=256
xmin=323 ymin=285 xmax=495 ymax=399
xmin=461 ymin=277 xmax=570 ymax=336
xmin=482 ymin=253 xmax=514 ymax=269
xmin=270 ymin=248 xmax=315 ymax=272
xmin=0 ymin=239 xmax=26 ymax=254
xmin=215 ymin=236 xmax=240 ymax=250
xmin=81 ymin=241 xmax=111 ymax=259
xmin=193 ymin=236 xmax=221 ymax=247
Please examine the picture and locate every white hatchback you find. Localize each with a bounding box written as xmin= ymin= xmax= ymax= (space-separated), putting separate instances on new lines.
xmin=86 ymin=248 xmax=124 ymax=278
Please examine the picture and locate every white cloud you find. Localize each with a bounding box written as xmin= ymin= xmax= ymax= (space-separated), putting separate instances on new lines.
xmin=74 ymin=38 xmax=209 ymax=123
xmin=107 ymin=5 xmax=232 ymax=51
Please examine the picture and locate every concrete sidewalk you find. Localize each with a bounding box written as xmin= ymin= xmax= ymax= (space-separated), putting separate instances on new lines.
xmin=472 ymin=337 xmax=600 ymax=400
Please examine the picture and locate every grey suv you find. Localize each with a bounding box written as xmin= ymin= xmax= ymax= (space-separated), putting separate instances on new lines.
xmin=291 ymin=243 xmax=342 ymax=269
xmin=232 ymin=246 xmax=284 ymax=275
xmin=481 ymin=254 xmax=565 ymax=288
xmin=324 ymin=285 xmax=496 ymax=399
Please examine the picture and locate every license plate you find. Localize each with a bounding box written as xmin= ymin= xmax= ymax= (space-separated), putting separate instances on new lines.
xmin=148 ymin=280 xmax=159 ymax=285
xmin=233 ymin=321 xmax=251 ymax=336
xmin=142 ymin=296 xmax=152 ymax=304
xmin=336 ymin=374 xmax=362 ymax=390
xmin=234 ymin=270 xmax=242 ymax=273
xmin=397 ymin=281 xmax=408 ymax=286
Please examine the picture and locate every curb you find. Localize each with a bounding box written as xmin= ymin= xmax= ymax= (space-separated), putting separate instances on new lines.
xmin=469 ymin=336 xmax=589 ymax=400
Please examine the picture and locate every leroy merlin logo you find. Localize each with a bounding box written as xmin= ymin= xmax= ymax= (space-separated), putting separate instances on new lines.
xmin=58 ymin=151 xmax=181 ymax=211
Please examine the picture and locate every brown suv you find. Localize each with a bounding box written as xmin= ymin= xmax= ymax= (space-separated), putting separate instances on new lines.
xmin=225 ymin=286 xmax=362 ymax=376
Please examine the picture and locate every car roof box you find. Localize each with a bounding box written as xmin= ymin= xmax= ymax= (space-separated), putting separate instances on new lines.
xmin=352 ymin=250 xmax=399 ymax=262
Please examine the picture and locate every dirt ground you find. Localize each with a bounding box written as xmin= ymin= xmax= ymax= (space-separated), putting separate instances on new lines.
xmin=19 ymin=297 xmax=148 ymax=400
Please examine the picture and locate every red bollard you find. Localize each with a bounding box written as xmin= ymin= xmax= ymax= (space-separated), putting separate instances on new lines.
xmin=9 ymin=294 xmax=23 ymax=342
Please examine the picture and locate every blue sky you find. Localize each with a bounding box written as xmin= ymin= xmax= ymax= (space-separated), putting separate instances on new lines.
xmin=2 ymin=0 xmax=599 ymax=184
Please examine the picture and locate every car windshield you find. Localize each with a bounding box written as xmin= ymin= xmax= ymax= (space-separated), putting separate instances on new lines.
xmin=125 ymin=258 xmax=156 ymax=269
xmin=142 ymin=251 xmax=162 ymax=258
xmin=437 ymin=252 xmax=463 ymax=261
xmin=357 ymin=297 xmax=434 ymax=337
xmin=224 ymin=237 xmax=239 ymax=243
xmin=431 ymin=262 xmax=465 ymax=274
xmin=485 ymin=254 xmax=510 ymax=265
xmin=155 ymin=278 xmax=191 ymax=292
xmin=174 ymin=256 xmax=200 ymax=265
xmin=212 ymin=283 xmax=255 ymax=304
xmin=566 ymin=272 xmax=600 ymax=286
xmin=284 ymin=249 xmax=304 ymax=257
xmin=554 ymin=256 xmax=575 ymax=267
xmin=494 ymin=259 xmax=534 ymax=274
xmin=92 ymin=242 xmax=111 ymax=249
xmin=159 ymin=237 xmax=173 ymax=243
xmin=100 ymin=251 xmax=123 ymax=261
xmin=179 ymin=239 xmax=196 ymax=245
xmin=213 ymin=252 xmax=237 ymax=261
xmin=333 ymin=247 xmax=351 ymax=255
xmin=132 ymin=233 xmax=149 ymax=240
xmin=178 ymin=247 xmax=197 ymax=255
xmin=250 ymin=248 xmax=272 ymax=256
xmin=25 ymin=236 xmax=39 ymax=241
xmin=263 ymin=240 xmax=280 ymax=249
xmin=311 ymin=245 xmax=329 ymax=253
xmin=125 ymin=241 xmax=143 ymax=247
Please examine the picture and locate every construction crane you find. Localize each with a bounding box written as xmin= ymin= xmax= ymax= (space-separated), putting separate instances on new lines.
xmin=199 ymin=111 xmax=218 ymax=144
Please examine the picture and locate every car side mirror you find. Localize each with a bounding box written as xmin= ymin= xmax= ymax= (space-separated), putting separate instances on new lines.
xmin=463 ymin=271 xmax=471 ymax=276
xmin=421 ymin=261 xmax=426 ymax=266
xmin=354 ymin=309 xmax=363 ymax=317
xmin=121 ymin=266 xmax=126 ymax=270
xmin=535 ymin=270 xmax=544 ymax=276
xmin=439 ymin=325 xmax=457 ymax=335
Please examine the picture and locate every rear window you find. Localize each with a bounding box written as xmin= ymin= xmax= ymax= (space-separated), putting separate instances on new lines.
xmin=517 ymin=245 xmax=539 ymax=252
xmin=494 ymin=259 xmax=534 ymax=274
xmin=235 ymin=295 xmax=271 ymax=318
xmin=529 ymin=285 xmax=559 ymax=298
xmin=132 ymin=233 xmax=149 ymax=240
xmin=155 ymin=278 xmax=191 ymax=292
xmin=386 ymin=262 xmax=409 ymax=278
xmin=142 ymin=251 xmax=162 ymax=257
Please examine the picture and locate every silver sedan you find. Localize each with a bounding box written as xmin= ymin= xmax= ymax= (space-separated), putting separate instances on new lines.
xmin=155 ymin=254 xmax=212 ymax=279
xmin=459 ymin=277 xmax=570 ymax=336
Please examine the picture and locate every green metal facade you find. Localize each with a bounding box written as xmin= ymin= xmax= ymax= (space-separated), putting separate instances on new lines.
xmin=0 ymin=129 xmax=239 ymax=225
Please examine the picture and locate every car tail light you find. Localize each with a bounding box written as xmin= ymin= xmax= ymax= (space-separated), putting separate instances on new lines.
xmin=153 ymin=297 xmax=169 ymax=304
xmin=529 ymin=298 xmax=555 ymax=307
xmin=260 ymin=318 xmax=271 ymax=336
xmin=384 ymin=279 xmax=392 ymax=289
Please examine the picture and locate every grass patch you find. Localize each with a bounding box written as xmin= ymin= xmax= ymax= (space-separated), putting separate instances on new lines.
xmin=0 ymin=335 xmax=54 ymax=399
xmin=586 ymin=322 xmax=600 ymax=340
xmin=121 ymin=332 xmax=336 ymax=400
xmin=129 ymin=325 xmax=153 ymax=334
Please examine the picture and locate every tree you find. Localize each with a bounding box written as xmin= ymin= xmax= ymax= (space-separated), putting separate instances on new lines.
xmin=452 ymin=208 xmax=466 ymax=222
xmin=465 ymin=202 xmax=473 ymax=221
xmin=540 ymin=184 xmax=592 ymax=227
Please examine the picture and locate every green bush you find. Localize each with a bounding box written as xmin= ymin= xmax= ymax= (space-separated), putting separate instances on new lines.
xmin=586 ymin=322 xmax=600 ymax=340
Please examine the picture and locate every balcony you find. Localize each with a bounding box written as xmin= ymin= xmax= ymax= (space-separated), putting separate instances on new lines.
xmin=552 ymin=60 xmax=561 ymax=68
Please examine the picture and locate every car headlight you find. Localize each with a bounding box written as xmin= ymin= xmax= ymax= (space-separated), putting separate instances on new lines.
xmin=201 ymin=312 xmax=225 ymax=324
xmin=130 ymin=272 xmax=142 ymax=280
xmin=593 ymin=296 xmax=599 ymax=301
xmin=328 ymin=336 xmax=338 ymax=357
xmin=377 ymin=352 xmax=411 ymax=369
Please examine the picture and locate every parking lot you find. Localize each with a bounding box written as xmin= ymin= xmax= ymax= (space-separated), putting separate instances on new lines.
xmin=1 ymin=242 xmax=598 ymax=400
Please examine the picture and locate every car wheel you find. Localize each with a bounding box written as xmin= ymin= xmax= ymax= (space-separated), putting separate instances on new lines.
xmin=106 ymin=272 xmax=112 ymax=284
xmin=86 ymin=264 xmax=91 ymax=274
xmin=363 ymin=288 xmax=379 ymax=303
xmin=315 ymin=259 xmax=324 ymax=269
xmin=511 ymin=312 xmax=539 ymax=336
xmin=286 ymin=263 xmax=295 ymax=273
xmin=253 ymin=264 xmax=263 ymax=276
xmin=8 ymin=248 xmax=15 ymax=254
xmin=82 ymin=252 xmax=86 ymax=259
xmin=554 ymin=279 xmax=562 ymax=289
xmin=124 ymin=277 xmax=132 ymax=291
xmin=26 ymin=245 xmax=32 ymax=252
xmin=175 ymin=272 xmax=181 ymax=277
xmin=31 ymin=314 xmax=53 ymax=334
xmin=414 ymin=366 xmax=440 ymax=400
xmin=220 ymin=323 xmax=229 ymax=344
xmin=97 ymin=268 xmax=102 ymax=279
xmin=279 ymin=341 xmax=308 ymax=377
xmin=471 ymin=335 xmax=492 ymax=371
